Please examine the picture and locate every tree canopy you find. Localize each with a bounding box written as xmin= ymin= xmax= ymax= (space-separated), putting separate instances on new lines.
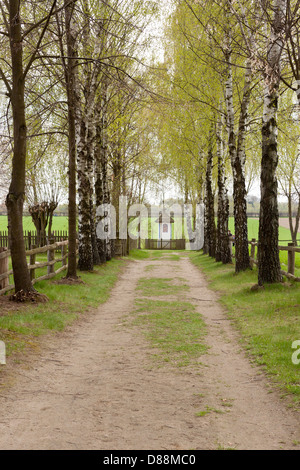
xmin=0 ymin=0 xmax=299 ymax=297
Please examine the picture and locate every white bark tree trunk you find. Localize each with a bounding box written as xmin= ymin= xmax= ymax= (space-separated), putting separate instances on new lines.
xmin=204 ymin=125 xmax=216 ymax=258
xmin=77 ymin=0 xmax=103 ymax=271
xmin=258 ymin=0 xmax=287 ymax=285
xmin=224 ymin=32 xmax=250 ymax=272
xmin=216 ymin=106 xmax=231 ymax=264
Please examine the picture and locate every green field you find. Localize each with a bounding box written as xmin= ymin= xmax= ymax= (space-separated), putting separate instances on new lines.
xmin=0 ymin=215 xmax=69 ymax=232
xmin=0 ymin=214 xmax=298 ymax=247
xmin=227 ymin=218 xmax=300 ymax=276
xmin=228 ymin=218 xmax=299 ymax=246
xmin=0 ymin=215 xmax=297 ymax=240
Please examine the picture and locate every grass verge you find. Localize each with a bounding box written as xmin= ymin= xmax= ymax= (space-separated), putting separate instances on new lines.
xmin=189 ymin=251 xmax=300 ymax=408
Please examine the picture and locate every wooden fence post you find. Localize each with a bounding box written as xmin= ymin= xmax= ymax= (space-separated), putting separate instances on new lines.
xmin=288 ymin=243 xmax=295 ymax=276
xmin=30 ymin=245 xmax=37 ymax=281
xmin=61 ymin=244 xmax=67 ymax=268
xmin=250 ymin=239 xmax=256 ymax=268
xmin=47 ymin=238 xmax=55 ymax=275
xmin=0 ymin=248 xmax=9 ymax=289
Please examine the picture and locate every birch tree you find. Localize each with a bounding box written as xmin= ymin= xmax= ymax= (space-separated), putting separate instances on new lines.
xmin=222 ymin=1 xmax=255 ymax=272
xmin=163 ymin=0 xmax=255 ymax=266
xmin=95 ymin=78 xmax=112 ymax=263
xmin=257 ymin=0 xmax=287 ymax=285
xmin=62 ymin=0 xmax=79 ymax=279
xmin=203 ymin=122 xmax=217 ymax=257
xmin=215 ymin=104 xmax=232 ymax=264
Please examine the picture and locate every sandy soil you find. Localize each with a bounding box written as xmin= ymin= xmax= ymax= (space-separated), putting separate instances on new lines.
xmin=0 ymin=254 xmax=299 ymax=450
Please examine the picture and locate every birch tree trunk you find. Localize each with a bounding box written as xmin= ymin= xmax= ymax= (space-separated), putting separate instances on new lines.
xmin=111 ymin=99 xmax=124 ymax=255
xmin=95 ymin=81 xmax=112 ymax=262
xmin=216 ymin=108 xmax=231 ymax=264
xmin=112 ymin=150 xmax=122 ymax=257
xmin=76 ymin=3 xmax=99 ymax=272
xmin=77 ymin=112 xmax=94 ymax=271
xmin=225 ymin=26 xmax=252 ymax=273
xmin=87 ymin=115 xmax=101 ymax=266
xmin=203 ymin=205 xmax=209 ymax=255
xmin=184 ymin=178 xmax=195 ymax=247
xmin=258 ymin=0 xmax=287 ymax=285
xmin=82 ymin=0 xmax=101 ymax=267
xmin=95 ymin=92 xmax=107 ymax=264
xmin=204 ymin=127 xmax=216 ymax=258
xmin=234 ymin=60 xmax=252 ymax=272
xmin=95 ymin=129 xmax=106 ymax=263
xmin=225 ymin=42 xmax=250 ymax=273
xmin=64 ymin=0 xmax=79 ymax=279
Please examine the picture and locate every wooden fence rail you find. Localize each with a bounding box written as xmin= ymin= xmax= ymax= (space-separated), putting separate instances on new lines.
xmin=230 ymin=238 xmax=300 ymax=282
xmin=0 ymin=230 xmax=68 ymax=250
xmin=0 ymin=240 xmax=73 ymax=296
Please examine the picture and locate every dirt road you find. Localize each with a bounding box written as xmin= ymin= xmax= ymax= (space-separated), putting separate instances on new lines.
xmin=279 ymin=218 xmax=299 ymax=236
xmin=0 ymin=254 xmax=299 ymax=450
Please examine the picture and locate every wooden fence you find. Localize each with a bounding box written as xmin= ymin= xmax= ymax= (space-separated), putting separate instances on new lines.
xmin=113 ymin=238 xmax=138 ymax=256
xmin=230 ymin=238 xmax=300 ymax=281
xmin=144 ymin=239 xmax=186 ymax=250
xmin=0 ymin=230 xmax=68 ymax=250
xmin=0 ymin=236 xmax=139 ymax=296
xmin=0 ymin=240 xmax=72 ymax=296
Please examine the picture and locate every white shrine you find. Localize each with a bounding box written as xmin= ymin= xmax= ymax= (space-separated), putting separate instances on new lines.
xmin=156 ymin=210 xmax=175 ymax=241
